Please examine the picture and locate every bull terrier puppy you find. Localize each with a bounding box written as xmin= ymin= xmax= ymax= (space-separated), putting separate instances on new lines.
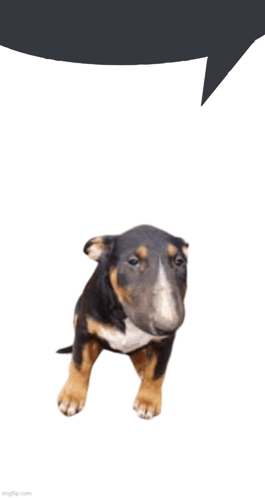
xmin=57 ymin=225 xmax=188 ymax=419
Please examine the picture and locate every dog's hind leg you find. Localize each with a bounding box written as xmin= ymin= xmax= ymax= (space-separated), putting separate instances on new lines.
xmin=58 ymin=326 xmax=102 ymax=417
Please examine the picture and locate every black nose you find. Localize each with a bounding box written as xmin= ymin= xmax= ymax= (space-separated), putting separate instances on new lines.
xmin=154 ymin=326 xmax=176 ymax=336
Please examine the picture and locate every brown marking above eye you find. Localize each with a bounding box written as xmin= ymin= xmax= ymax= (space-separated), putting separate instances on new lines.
xmin=109 ymin=266 xmax=133 ymax=305
xmin=136 ymin=245 xmax=148 ymax=259
xmin=167 ymin=244 xmax=178 ymax=258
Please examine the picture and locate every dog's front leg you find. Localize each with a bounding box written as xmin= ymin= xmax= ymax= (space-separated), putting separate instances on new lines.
xmin=58 ymin=336 xmax=102 ymax=417
xmin=129 ymin=336 xmax=175 ymax=420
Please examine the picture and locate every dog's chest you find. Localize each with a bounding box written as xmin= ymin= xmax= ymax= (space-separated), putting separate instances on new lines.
xmin=98 ymin=319 xmax=155 ymax=353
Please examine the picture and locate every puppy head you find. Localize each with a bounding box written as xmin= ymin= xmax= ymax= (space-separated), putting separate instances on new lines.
xmin=84 ymin=225 xmax=188 ymax=336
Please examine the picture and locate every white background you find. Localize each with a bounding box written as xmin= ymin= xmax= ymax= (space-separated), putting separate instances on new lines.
xmin=0 ymin=35 xmax=265 ymax=498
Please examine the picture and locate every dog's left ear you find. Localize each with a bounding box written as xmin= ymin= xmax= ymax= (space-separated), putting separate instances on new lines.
xmin=173 ymin=237 xmax=189 ymax=261
xmin=181 ymin=241 xmax=189 ymax=260
xmin=83 ymin=235 xmax=117 ymax=262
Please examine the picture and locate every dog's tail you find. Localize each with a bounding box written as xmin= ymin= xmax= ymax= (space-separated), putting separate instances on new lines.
xmin=56 ymin=345 xmax=73 ymax=354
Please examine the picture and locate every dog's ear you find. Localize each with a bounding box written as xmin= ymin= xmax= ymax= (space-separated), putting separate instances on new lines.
xmin=181 ymin=242 xmax=189 ymax=260
xmin=83 ymin=235 xmax=117 ymax=262
xmin=173 ymin=237 xmax=189 ymax=261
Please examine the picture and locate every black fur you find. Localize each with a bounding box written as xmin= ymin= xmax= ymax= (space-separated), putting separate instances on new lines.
xmin=152 ymin=335 xmax=175 ymax=379
xmin=81 ymin=262 xmax=126 ymax=332
xmin=57 ymin=225 xmax=189 ymax=419
xmin=56 ymin=345 xmax=73 ymax=354
xmin=57 ymin=225 xmax=188 ymax=372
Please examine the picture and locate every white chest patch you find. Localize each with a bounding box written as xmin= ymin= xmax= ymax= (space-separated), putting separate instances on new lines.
xmin=96 ymin=319 xmax=158 ymax=353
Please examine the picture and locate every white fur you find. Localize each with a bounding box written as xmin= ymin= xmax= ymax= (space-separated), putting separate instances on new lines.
xmin=96 ymin=318 xmax=159 ymax=353
xmin=88 ymin=244 xmax=103 ymax=261
xmin=152 ymin=260 xmax=178 ymax=329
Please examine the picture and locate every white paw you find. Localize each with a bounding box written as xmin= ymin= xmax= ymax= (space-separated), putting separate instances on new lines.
xmin=133 ymin=399 xmax=160 ymax=420
xmin=57 ymin=391 xmax=85 ymax=417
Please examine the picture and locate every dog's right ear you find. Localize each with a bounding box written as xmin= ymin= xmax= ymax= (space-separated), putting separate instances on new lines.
xmin=83 ymin=235 xmax=117 ymax=262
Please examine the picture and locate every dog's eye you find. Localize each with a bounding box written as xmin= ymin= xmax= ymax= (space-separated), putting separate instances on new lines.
xmin=128 ymin=257 xmax=139 ymax=266
xmin=175 ymin=257 xmax=184 ymax=267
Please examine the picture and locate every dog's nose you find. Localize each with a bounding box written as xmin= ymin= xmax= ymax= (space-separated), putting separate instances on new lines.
xmin=153 ymin=326 xmax=176 ymax=336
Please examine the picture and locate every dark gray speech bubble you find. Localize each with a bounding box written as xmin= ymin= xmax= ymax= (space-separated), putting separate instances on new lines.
xmin=0 ymin=0 xmax=264 ymax=104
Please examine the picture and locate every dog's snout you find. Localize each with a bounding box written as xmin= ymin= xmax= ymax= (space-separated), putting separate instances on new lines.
xmin=153 ymin=326 xmax=176 ymax=336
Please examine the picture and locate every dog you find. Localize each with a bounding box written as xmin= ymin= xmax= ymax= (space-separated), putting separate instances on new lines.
xmin=57 ymin=224 xmax=188 ymax=419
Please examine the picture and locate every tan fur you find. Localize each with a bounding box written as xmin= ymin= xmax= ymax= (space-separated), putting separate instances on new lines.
xmin=109 ymin=266 xmax=133 ymax=305
xmin=57 ymin=341 xmax=101 ymax=416
xmin=129 ymin=347 xmax=149 ymax=379
xmin=86 ymin=316 xmax=103 ymax=336
xmin=182 ymin=243 xmax=189 ymax=260
xmin=167 ymin=243 xmax=178 ymax=258
xmin=136 ymin=245 xmax=148 ymax=259
xmin=130 ymin=347 xmax=165 ymax=419
xmin=87 ymin=316 xmax=166 ymax=353
xmin=86 ymin=316 xmax=116 ymax=338
xmin=86 ymin=237 xmax=105 ymax=261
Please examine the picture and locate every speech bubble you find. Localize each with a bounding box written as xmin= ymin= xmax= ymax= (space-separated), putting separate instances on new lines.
xmin=0 ymin=0 xmax=264 ymax=104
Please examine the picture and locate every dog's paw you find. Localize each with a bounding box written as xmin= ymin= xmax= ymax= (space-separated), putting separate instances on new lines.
xmin=57 ymin=388 xmax=86 ymax=417
xmin=133 ymin=397 xmax=161 ymax=420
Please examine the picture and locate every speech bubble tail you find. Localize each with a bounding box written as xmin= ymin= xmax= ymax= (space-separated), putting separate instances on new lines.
xmin=201 ymin=38 xmax=255 ymax=105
